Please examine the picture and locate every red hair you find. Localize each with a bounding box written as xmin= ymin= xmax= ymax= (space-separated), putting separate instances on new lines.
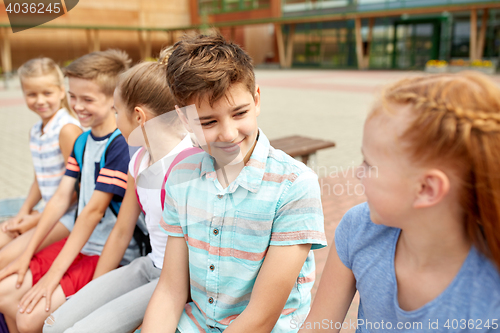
xmin=378 ymin=72 xmax=500 ymax=270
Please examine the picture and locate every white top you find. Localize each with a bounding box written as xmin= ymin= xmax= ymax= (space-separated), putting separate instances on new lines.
xmin=129 ymin=134 xmax=193 ymax=269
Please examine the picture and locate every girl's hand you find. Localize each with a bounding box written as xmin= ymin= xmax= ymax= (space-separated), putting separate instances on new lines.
xmin=0 ymin=253 xmax=32 ymax=286
xmin=2 ymin=216 xmax=22 ymax=238
xmin=7 ymin=213 xmax=39 ymax=235
xmin=19 ymin=270 xmax=61 ymax=313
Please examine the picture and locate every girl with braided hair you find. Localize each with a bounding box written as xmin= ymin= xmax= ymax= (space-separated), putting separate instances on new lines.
xmin=301 ymin=72 xmax=500 ymax=332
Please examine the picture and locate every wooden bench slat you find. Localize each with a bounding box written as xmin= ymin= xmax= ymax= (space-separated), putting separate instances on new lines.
xmin=270 ymin=135 xmax=336 ymax=158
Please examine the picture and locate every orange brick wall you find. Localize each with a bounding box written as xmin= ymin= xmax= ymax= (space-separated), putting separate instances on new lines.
xmin=0 ymin=0 xmax=191 ymax=69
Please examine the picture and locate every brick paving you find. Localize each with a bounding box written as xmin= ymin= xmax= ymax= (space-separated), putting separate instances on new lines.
xmin=1 ymin=69 xmax=499 ymax=331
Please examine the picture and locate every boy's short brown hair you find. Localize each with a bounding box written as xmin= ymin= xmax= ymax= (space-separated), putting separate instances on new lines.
xmin=64 ymin=49 xmax=132 ymax=96
xmin=166 ymin=33 xmax=255 ymax=107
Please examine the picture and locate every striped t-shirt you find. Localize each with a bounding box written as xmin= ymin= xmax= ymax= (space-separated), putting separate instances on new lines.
xmin=30 ymin=108 xmax=80 ymax=203
xmin=162 ymin=129 xmax=327 ymax=332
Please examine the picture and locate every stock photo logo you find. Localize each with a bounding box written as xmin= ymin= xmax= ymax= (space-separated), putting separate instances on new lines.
xmin=4 ymin=0 xmax=78 ymax=33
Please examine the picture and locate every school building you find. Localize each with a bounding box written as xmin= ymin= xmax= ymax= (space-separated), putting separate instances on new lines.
xmin=0 ymin=0 xmax=499 ymax=73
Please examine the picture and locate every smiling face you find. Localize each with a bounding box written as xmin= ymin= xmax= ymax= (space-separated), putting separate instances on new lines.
xmin=68 ymin=77 xmax=114 ymax=129
xmin=21 ymin=76 xmax=65 ymax=125
xmin=180 ymin=82 xmax=260 ymax=167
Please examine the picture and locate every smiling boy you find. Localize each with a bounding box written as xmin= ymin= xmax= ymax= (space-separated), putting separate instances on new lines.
xmin=142 ymin=34 xmax=327 ymax=333
xmin=0 ymin=50 xmax=138 ymax=333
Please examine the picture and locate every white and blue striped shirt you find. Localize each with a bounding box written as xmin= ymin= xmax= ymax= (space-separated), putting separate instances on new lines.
xmin=29 ymin=108 xmax=80 ymax=203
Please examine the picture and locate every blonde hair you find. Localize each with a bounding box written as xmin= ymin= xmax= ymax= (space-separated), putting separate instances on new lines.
xmin=64 ymin=49 xmax=131 ymax=97
xmin=18 ymin=57 xmax=74 ymax=117
xmin=377 ymin=72 xmax=500 ymax=270
xmin=116 ymin=48 xmax=176 ymax=118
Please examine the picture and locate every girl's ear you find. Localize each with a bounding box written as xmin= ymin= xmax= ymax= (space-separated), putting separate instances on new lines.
xmin=133 ymin=106 xmax=148 ymax=126
xmin=175 ymin=105 xmax=193 ymax=133
xmin=413 ymin=169 xmax=450 ymax=209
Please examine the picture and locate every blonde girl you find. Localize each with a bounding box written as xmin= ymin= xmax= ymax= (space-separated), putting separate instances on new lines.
xmin=0 ymin=58 xmax=82 ymax=267
xmin=42 ymin=49 xmax=197 ymax=333
xmin=302 ymin=72 xmax=500 ymax=332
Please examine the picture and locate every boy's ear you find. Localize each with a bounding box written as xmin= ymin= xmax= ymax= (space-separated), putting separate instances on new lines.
xmin=413 ymin=169 xmax=450 ymax=209
xmin=254 ymin=84 xmax=261 ymax=117
xmin=175 ymin=105 xmax=193 ymax=133
xmin=133 ymin=106 xmax=148 ymax=126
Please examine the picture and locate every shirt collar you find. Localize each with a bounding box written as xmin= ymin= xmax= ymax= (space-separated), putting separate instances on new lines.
xmin=200 ymin=129 xmax=269 ymax=194
xmin=38 ymin=108 xmax=66 ymax=136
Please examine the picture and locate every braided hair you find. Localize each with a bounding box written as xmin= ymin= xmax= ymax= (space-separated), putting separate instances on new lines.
xmin=374 ymin=71 xmax=500 ymax=270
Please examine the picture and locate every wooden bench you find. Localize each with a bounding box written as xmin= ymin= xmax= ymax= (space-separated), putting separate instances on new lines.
xmin=269 ymin=135 xmax=336 ymax=165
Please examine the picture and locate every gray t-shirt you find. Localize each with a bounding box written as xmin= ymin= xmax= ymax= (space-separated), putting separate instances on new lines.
xmin=336 ymin=203 xmax=500 ymax=332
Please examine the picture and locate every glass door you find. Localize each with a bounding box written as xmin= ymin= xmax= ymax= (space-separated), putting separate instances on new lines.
xmin=392 ymin=19 xmax=441 ymax=69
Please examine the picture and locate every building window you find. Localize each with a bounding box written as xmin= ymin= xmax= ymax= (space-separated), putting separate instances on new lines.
xmin=199 ymin=0 xmax=270 ymax=14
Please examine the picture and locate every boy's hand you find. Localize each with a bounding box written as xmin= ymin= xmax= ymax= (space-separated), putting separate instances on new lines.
xmin=19 ymin=269 xmax=61 ymax=313
xmin=0 ymin=252 xmax=32 ymax=287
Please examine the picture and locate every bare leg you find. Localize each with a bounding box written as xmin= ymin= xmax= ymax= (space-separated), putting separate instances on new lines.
xmin=6 ymin=314 xmax=20 ymax=333
xmin=0 ymin=270 xmax=34 ymax=332
xmin=0 ymin=222 xmax=70 ymax=270
xmin=0 ymin=222 xmax=17 ymax=249
xmin=16 ymin=285 xmax=66 ymax=333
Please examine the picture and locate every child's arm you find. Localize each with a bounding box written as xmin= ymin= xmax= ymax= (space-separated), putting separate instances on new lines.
xmin=224 ymin=169 xmax=327 ymax=332
xmin=58 ymin=124 xmax=82 ymax=163
xmin=0 ymin=175 xmax=76 ymax=286
xmin=223 ymin=244 xmax=312 ymax=333
xmin=141 ymin=236 xmax=190 ymax=333
xmin=2 ymin=172 xmax=42 ymax=236
xmin=93 ymin=173 xmax=141 ymax=279
xmin=299 ymin=242 xmax=356 ymax=333
xmin=3 ymin=128 xmax=46 ymax=232
xmin=19 ymin=133 xmax=130 ymax=313
xmin=4 ymin=124 xmax=81 ymax=236
xmin=18 ymin=189 xmax=114 ymax=314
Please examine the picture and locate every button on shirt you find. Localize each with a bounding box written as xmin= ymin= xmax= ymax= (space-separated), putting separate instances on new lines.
xmin=161 ymin=129 xmax=327 ymax=332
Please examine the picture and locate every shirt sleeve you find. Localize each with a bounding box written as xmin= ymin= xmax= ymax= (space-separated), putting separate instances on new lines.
xmin=64 ymin=150 xmax=79 ymax=178
xmin=94 ymin=135 xmax=130 ymax=198
xmin=160 ymin=176 xmax=184 ymax=237
xmin=270 ymin=169 xmax=327 ymax=250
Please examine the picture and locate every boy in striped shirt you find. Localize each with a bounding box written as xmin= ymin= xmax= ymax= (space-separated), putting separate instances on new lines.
xmin=0 ymin=50 xmax=138 ymax=333
xmin=142 ymin=34 xmax=327 ymax=333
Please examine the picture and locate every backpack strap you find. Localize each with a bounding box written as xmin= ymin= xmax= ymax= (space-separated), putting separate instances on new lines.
xmin=73 ymin=130 xmax=91 ymax=168
xmin=72 ymin=130 xmax=91 ymax=219
xmin=161 ymin=147 xmax=203 ymax=211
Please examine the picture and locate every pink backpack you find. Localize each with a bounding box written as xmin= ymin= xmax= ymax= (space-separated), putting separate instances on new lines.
xmin=133 ymin=147 xmax=203 ymax=214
